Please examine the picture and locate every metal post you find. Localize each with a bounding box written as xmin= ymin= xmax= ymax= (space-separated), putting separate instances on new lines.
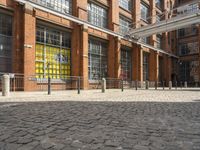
xmin=121 ymin=79 xmax=124 ymax=92
xmin=135 ymin=80 xmax=138 ymax=91
xmin=155 ymin=81 xmax=157 ymax=90
xmin=180 ymin=81 xmax=182 ymax=89
xmin=77 ymin=77 xmax=80 ymax=94
xmin=175 ymin=81 xmax=177 ymax=90
xmin=47 ymin=63 xmax=51 ymax=95
xmin=162 ymin=81 xmax=165 ymax=90
xmin=145 ymin=80 xmax=149 ymax=90
xmin=48 ymin=77 xmax=51 ymax=95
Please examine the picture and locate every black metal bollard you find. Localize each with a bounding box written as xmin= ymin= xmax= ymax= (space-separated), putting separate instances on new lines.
xmin=135 ymin=80 xmax=138 ymax=91
xmin=77 ymin=77 xmax=80 ymax=94
xmin=121 ymin=79 xmax=124 ymax=92
xmin=180 ymin=81 xmax=182 ymax=89
xmin=175 ymin=81 xmax=177 ymax=90
xmin=162 ymin=81 xmax=165 ymax=90
xmin=48 ymin=77 xmax=51 ymax=95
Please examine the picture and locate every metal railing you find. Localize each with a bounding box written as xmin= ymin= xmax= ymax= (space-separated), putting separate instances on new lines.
xmin=0 ymin=73 xmax=82 ymax=94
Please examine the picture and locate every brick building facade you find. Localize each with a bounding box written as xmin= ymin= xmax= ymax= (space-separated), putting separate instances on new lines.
xmin=172 ymin=0 xmax=200 ymax=85
xmin=0 ymin=0 xmax=188 ymax=90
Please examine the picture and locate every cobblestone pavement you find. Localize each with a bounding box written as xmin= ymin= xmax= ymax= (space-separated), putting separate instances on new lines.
xmin=0 ymin=89 xmax=200 ymax=150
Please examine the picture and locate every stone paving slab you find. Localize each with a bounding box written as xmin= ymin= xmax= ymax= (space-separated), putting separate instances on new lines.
xmin=0 ymin=89 xmax=200 ymax=150
xmin=0 ymin=88 xmax=200 ymax=103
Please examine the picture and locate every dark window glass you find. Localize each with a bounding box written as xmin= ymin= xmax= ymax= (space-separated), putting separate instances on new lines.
xmin=120 ymin=48 xmax=132 ymax=80
xmin=88 ymin=2 xmax=108 ymax=28
xmin=33 ymin=0 xmax=72 ymax=14
xmin=88 ymin=38 xmax=108 ymax=80
xmin=0 ymin=13 xmax=13 ymax=72
xmin=143 ymin=52 xmax=149 ymax=81
xmin=119 ymin=0 xmax=132 ymax=11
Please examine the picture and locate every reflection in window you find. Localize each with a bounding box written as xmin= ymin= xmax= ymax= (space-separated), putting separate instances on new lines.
xmin=88 ymin=38 xmax=108 ymax=80
xmin=119 ymin=16 xmax=131 ymax=34
xmin=143 ymin=52 xmax=149 ymax=81
xmin=141 ymin=3 xmax=150 ymax=22
xmin=180 ymin=61 xmax=199 ymax=82
xmin=179 ymin=42 xmax=199 ymax=56
xmin=33 ymin=0 xmax=72 ymax=14
xmin=0 ymin=13 xmax=13 ymax=72
xmin=120 ymin=48 xmax=132 ymax=81
xmin=88 ymin=2 xmax=108 ymax=28
xmin=119 ymin=0 xmax=132 ymax=11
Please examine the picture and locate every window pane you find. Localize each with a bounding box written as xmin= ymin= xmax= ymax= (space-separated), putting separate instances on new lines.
xmin=119 ymin=0 xmax=132 ymax=11
xmin=0 ymin=13 xmax=13 ymax=72
xmin=33 ymin=0 xmax=72 ymax=14
xmin=143 ymin=52 xmax=149 ymax=81
xmin=141 ymin=3 xmax=150 ymax=23
xmin=120 ymin=49 xmax=131 ymax=80
xmin=36 ymin=25 xmax=71 ymax=79
xmin=88 ymin=2 xmax=108 ymax=28
xmin=88 ymin=38 xmax=108 ymax=80
xmin=119 ymin=16 xmax=131 ymax=34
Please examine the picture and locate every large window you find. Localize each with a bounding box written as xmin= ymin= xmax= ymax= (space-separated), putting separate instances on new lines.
xmin=141 ymin=3 xmax=150 ymax=23
xmin=119 ymin=0 xmax=132 ymax=11
xmin=121 ymin=48 xmax=132 ymax=80
xmin=179 ymin=42 xmax=199 ymax=56
xmin=88 ymin=2 xmax=108 ymax=28
xmin=178 ymin=25 xmax=198 ymax=38
xmin=180 ymin=61 xmax=199 ymax=82
xmin=0 ymin=13 xmax=13 ymax=72
xmin=36 ymin=25 xmax=71 ymax=79
xmin=156 ymin=0 xmax=162 ymax=9
xmin=119 ymin=16 xmax=131 ymax=34
xmin=88 ymin=38 xmax=107 ymax=80
xmin=141 ymin=37 xmax=150 ymax=44
xmin=156 ymin=34 xmax=162 ymax=49
xmin=143 ymin=52 xmax=149 ymax=81
xmin=33 ymin=0 xmax=72 ymax=14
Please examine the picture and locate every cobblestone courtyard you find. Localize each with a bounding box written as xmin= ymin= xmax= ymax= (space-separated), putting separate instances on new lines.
xmin=0 ymin=89 xmax=200 ymax=150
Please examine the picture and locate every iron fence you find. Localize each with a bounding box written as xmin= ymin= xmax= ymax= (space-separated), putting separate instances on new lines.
xmin=0 ymin=73 xmax=83 ymax=93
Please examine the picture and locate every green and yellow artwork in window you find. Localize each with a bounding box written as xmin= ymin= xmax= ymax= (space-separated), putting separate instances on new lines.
xmin=35 ymin=44 xmax=71 ymax=79
xmin=35 ymin=44 xmax=45 ymax=79
xmin=35 ymin=26 xmax=71 ymax=79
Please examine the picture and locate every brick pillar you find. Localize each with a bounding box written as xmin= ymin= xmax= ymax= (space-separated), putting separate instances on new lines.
xmin=108 ymin=37 xmax=115 ymax=78
xmin=115 ymin=37 xmax=121 ymax=79
xmin=80 ymin=25 xmax=89 ymax=89
xmin=107 ymin=0 xmax=119 ymax=79
xmin=133 ymin=0 xmax=141 ymax=28
xmin=72 ymin=0 xmax=88 ymax=89
xmin=23 ymin=3 xmax=36 ymax=91
xmin=132 ymin=45 xmax=143 ymax=81
xmin=13 ymin=3 xmax=23 ymax=73
xmin=108 ymin=36 xmax=118 ymax=78
xmin=150 ymin=0 xmax=156 ymax=47
xmin=149 ymin=51 xmax=159 ymax=81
